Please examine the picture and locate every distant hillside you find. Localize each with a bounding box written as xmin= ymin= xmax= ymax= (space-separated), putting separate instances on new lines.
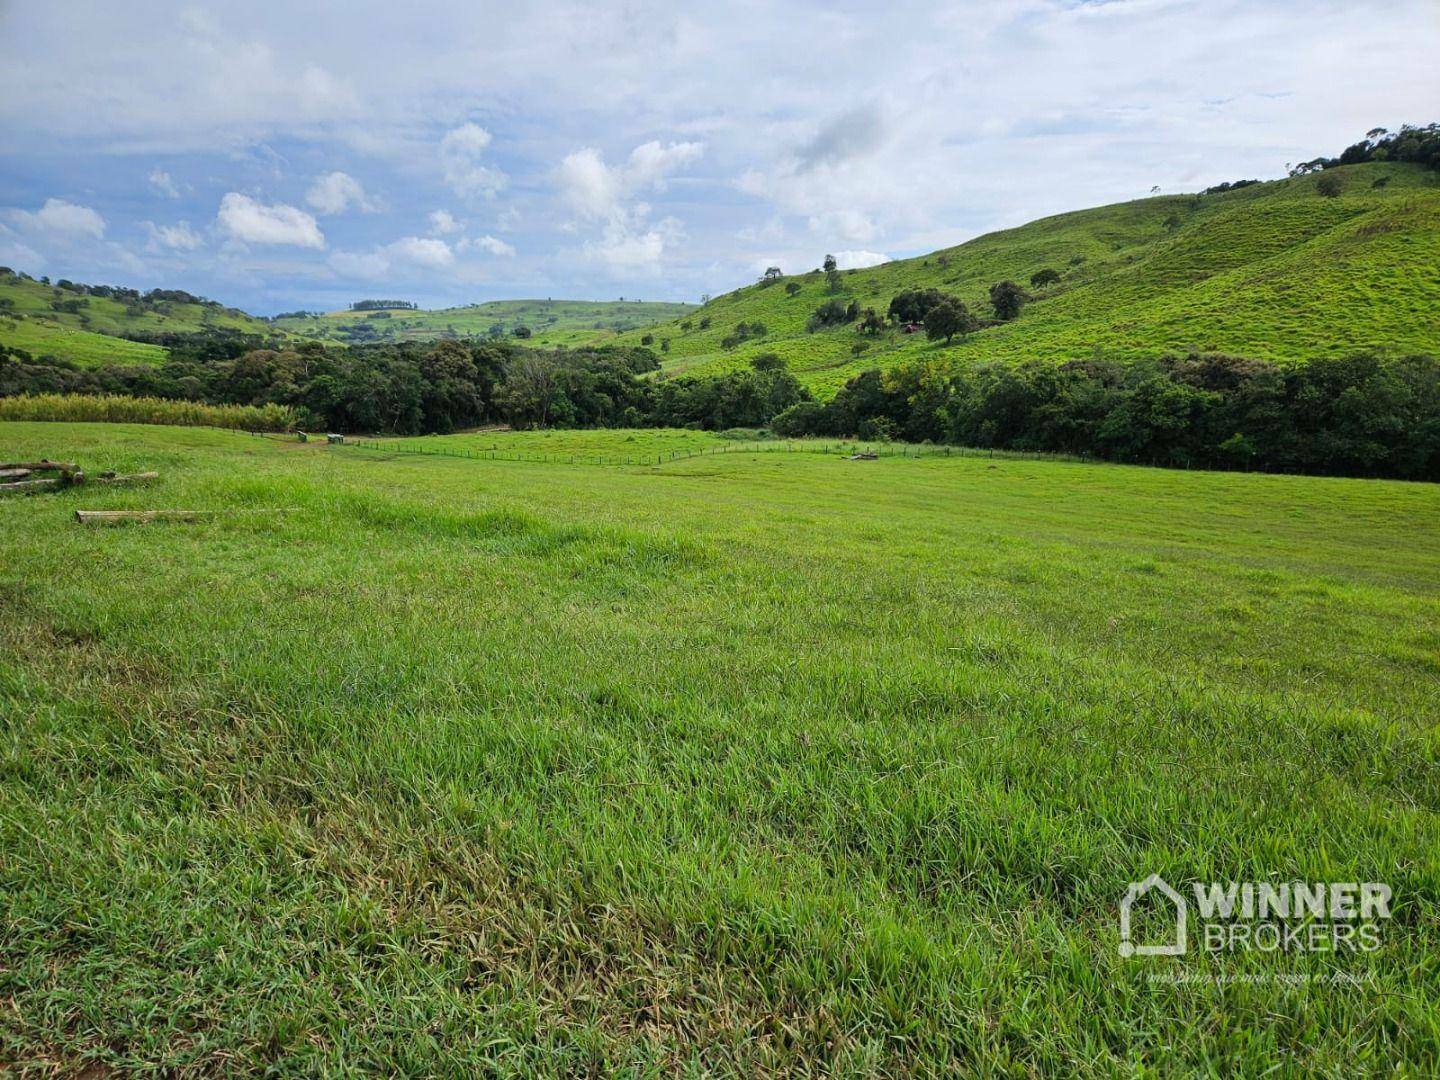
xmin=273 ymin=298 xmax=696 ymax=347
xmin=613 ymin=162 xmax=1440 ymax=395
xmin=0 ymin=271 xmax=273 ymax=367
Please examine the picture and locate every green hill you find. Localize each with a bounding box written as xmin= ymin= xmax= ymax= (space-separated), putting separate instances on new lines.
xmin=613 ymin=162 xmax=1440 ymax=395
xmin=0 ymin=272 xmax=273 ymax=367
xmin=273 ymin=298 xmax=696 ymax=348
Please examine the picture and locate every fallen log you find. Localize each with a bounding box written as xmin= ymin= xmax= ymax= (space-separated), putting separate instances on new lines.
xmin=1 ymin=460 xmax=77 ymax=472
xmin=0 ymin=477 xmax=62 ymax=495
xmin=0 ymin=471 xmax=155 ymax=497
xmin=75 ymin=507 xmax=294 ymax=525
xmin=0 ymin=468 xmax=32 ymax=481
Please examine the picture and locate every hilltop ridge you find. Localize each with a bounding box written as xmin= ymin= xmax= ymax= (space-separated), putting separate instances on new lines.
xmin=613 ymin=162 xmax=1440 ymax=394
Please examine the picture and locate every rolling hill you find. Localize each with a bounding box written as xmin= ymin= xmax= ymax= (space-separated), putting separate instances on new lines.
xmin=0 ymin=270 xmax=694 ymax=367
xmin=612 ymin=162 xmax=1440 ymax=395
xmin=272 ymin=298 xmax=696 ymax=347
xmin=0 ymin=271 xmax=273 ymax=367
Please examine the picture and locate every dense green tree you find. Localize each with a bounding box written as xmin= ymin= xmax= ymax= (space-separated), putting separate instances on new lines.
xmin=923 ymin=300 xmax=973 ymax=344
xmin=988 ymin=280 xmax=1029 ymax=321
xmin=886 ymin=288 xmax=949 ymax=325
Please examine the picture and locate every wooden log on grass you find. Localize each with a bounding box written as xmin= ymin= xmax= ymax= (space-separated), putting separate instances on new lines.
xmin=0 ymin=460 xmax=78 ymax=473
xmin=75 ymin=507 xmax=294 ymax=525
xmin=0 ymin=471 xmax=155 ymax=497
xmin=0 ymin=477 xmax=62 ymax=495
xmin=0 ymin=468 xmax=32 ymax=480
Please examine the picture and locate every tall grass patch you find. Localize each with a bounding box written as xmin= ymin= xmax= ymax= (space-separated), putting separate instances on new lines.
xmin=0 ymin=393 xmax=296 ymax=431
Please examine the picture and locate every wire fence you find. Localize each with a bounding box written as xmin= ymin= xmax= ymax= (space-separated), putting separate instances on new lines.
xmin=301 ymin=434 xmax=1096 ymax=469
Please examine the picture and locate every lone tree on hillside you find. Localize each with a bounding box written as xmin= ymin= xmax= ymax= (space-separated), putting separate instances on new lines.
xmin=760 ymin=266 xmax=783 ymax=286
xmin=1316 ymin=173 xmax=1343 ymax=198
xmin=823 ymin=254 xmax=842 ymax=293
xmin=989 ymin=280 xmax=1029 ymax=321
xmin=1029 ymin=268 xmax=1061 ymax=288
xmin=924 ymin=299 xmax=974 ymax=344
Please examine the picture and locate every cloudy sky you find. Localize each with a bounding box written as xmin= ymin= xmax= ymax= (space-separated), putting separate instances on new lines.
xmin=1 ymin=1 xmax=1435 ymax=314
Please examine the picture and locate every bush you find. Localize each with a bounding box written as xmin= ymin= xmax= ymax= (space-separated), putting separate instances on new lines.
xmin=806 ymin=299 xmax=857 ymax=332
xmin=771 ymin=400 xmax=829 ymax=437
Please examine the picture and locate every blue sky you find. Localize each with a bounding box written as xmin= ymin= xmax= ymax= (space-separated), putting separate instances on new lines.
xmin=1 ymin=0 xmax=1435 ymax=315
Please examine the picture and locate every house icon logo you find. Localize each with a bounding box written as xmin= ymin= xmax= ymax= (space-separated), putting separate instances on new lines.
xmin=1119 ymin=874 xmax=1187 ymax=957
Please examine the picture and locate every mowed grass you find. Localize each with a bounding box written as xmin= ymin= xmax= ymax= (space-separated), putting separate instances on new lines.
xmin=614 ymin=162 xmax=1440 ymax=395
xmin=2 ymin=422 xmax=1439 ymax=1074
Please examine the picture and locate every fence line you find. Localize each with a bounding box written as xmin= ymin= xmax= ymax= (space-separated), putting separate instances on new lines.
xmin=275 ymin=432 xmax=1094 ymax=469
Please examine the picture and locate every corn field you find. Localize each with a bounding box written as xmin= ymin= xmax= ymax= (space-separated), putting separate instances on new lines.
xmin=0 ymin=393 xmax=297 ymax=432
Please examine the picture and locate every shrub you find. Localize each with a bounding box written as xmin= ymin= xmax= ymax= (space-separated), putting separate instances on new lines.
xmin=1029 ymin=268 xmax=1062 ymax=288
xmin=806 ymin=299 xmax=856 ymax=332
xmin=771 ymin=400 xmax=829 ymax=437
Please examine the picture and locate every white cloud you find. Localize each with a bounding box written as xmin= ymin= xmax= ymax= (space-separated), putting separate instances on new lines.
xmin=145 ymin=220 xmax=203 ymax=251
xmin=216 ymin=193 xmax=324 ymax=248
xmin=306 ymin=171 xmax=379 ymax=215
xmin=8 ymin=198 xmax=107 ymax=240
xmin=327 ymin=249 xmax=390 ymax=280
xmin=328 ymin=235 xmax=455 ymax=279
xmin=0 ymin=238 xmax=45 ymax=273
xmin=428 ymin=209 xmax=461 ymax=235
xmin=809 ymin=209 xmax=878 ymax=245
xmin=557 ymin=140 xmax=704 ymax=220
xmin=440 ymin=123 xmax=505 ymax=199
xmin=583 ymin=216 xmax=683 ymax=275
xmin=832 ymin=250 xmax=889 ymax=270
xmin=149 ymin=168 xmax=180 ymax=199
xmin=459 ymin=234 xmax=516 ymax=257
xmin=387 ymin=236 xmax=454 ymax=268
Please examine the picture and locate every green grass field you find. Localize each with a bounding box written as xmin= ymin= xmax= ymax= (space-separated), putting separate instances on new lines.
xmin=615 ymin=162 xmax=1440 ymax=395
xmin=274 ymin=299 xmax=696 ymax=348
xmin=0 ymin=275 xmax=273 ymax=368
xmin=2 ymin=421 xmax=1437 ymax=1073
xmin=0 ymin=317 xmax=168 ymax=367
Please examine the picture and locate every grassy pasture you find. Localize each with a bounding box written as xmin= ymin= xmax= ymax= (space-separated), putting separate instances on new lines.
xmin=0 ymin=275 xmax=272 ymax=368
xmin=274 ymin=299 xmax=696 ymax=348
xmin=1 ymin=422 xmax=1438 ymax=1074
xmin=0 ymin=317 xmax=170 ymax=367
xmin=615 ymin=163 xmax=1440 ymax=395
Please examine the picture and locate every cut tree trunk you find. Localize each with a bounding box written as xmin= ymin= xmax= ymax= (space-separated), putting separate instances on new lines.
xmin=0 ymin=469 xmax=32 ymax=481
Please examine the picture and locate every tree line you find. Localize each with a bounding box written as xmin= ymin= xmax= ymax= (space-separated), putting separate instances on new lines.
xmin=771 ymin=352 xmax=1440 ymax=481
xmin=0 ymin=336 xmax=809 ymax=438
